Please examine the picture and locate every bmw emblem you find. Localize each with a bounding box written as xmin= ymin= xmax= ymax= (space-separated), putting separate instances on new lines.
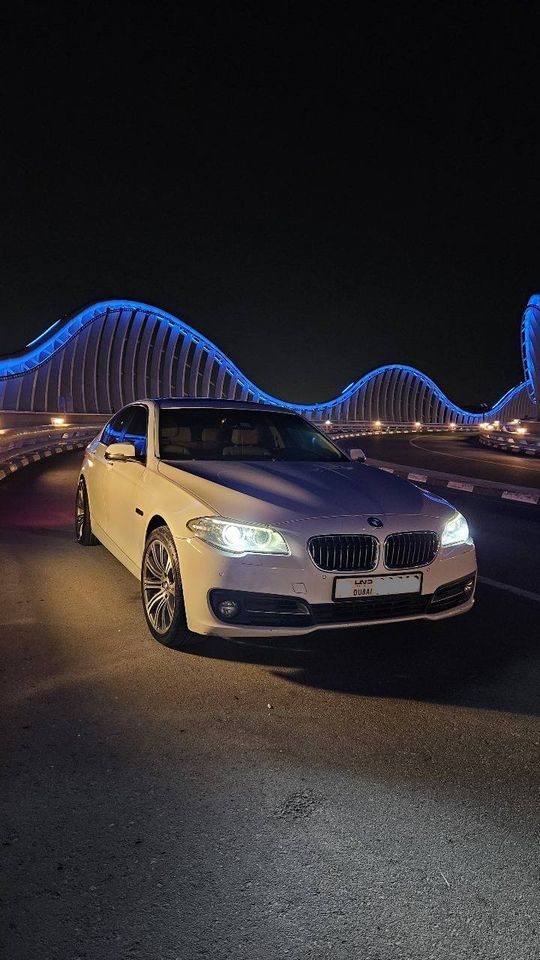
xmin=367 ymin=517 xmax=383 ymax=528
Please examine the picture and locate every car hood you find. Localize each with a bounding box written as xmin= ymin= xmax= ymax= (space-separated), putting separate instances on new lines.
xmin=158 ymin=459 xmax=450 ymax=526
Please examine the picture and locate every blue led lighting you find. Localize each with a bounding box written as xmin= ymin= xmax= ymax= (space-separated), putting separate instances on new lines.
xmin=25 ymin=318 xmax=62 ymax=348
xmin=0 ymin=297 xmax=536 ymax=422
xmin=521 ymin=295 xmax=540 ymax=404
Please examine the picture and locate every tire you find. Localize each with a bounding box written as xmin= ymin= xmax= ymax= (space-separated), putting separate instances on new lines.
xmin=75 ymin=478 xmax=99 ymax=546
xmin=141 ymin=525 xmax=201 ymax=648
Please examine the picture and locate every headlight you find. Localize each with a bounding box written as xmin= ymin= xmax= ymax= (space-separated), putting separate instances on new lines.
xmin=441 ymin=511 xmax=470 ymax=547
xmin=187 ymin=517 xmax=289 ymax=555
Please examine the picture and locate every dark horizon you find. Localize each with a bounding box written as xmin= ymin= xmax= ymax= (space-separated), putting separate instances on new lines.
xmin=1 ymin=5 xmax=539 ymax=408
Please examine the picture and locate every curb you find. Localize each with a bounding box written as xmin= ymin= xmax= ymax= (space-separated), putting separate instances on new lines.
xmin=478 ymin=432 xmax=540 ymax=457
xmin=0 ymin=440 xmax=88 ymax=482
xmin=367 ymin=458 xmax=540 ymax=506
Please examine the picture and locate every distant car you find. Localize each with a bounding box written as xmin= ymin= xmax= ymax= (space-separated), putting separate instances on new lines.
xmin=76 ymin=400 xmax=477 ymax=647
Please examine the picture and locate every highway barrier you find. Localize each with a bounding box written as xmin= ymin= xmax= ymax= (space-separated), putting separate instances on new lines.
xmin=478 ymin=429 xmax=540 ymax=457
xmin=0 ymin=423 xmax=102 ymax=482
xmin=327 ymin=422 xmax=477 ymax=439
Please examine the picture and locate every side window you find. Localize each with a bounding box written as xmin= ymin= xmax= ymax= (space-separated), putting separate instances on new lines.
xmin=101 ymin=409 xmax=133 ymax=447
xmin=123 ymin=406 xmax=148 ymax=459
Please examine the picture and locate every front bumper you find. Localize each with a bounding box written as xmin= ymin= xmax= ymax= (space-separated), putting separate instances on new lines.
xmin=176 ymin=534 xmax=477 ymax=637
xmin=210 ymin=574 xmax=476 ymax=627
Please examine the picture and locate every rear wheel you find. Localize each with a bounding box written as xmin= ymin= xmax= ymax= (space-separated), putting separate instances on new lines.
xmin=75 ymin=478 xmax=98 ymax=546
xmin=141 ymin=525 xmax=201 ymax=648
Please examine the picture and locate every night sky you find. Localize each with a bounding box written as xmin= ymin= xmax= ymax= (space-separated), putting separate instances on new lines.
xmin=1 ymin=4 xmax=539 ymax=407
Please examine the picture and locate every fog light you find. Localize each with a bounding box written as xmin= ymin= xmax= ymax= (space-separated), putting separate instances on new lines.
xmin=464 ymin=579 xmax=474 ymax=594
xmin=217 ymin=599 xmax=240 ymax=619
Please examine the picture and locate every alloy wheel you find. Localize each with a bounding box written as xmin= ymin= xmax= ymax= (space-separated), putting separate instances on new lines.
xmin=76 ymin=482 xmax=86 ymax=541
xmin=142 ymin=539 xmax=177 ymax=634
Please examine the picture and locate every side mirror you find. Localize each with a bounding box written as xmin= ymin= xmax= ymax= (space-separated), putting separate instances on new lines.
xmin=105 ymin=442 xmax=137 ymax=461
xmin=349 ymin=448 xmax=366 ymax=463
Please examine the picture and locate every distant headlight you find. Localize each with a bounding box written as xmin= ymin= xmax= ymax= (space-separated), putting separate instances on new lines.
xmin=441 ymin=511 xmax=470 ymax=547
xmin=187 ymin=517 xmax=290 ymax=555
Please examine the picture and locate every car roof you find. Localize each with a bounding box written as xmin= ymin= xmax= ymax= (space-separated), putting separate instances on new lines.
xmin=150 ymin=398 xmax=294 ymax=414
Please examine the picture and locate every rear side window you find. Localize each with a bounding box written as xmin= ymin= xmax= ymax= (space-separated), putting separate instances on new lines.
xmin=123 ymin=406 xmax=148 ymax=459
xmin=101 ymin=409 xmax=133 ymax=447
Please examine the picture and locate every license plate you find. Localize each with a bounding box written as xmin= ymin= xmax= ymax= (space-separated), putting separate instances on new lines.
xmin=333 ymin=573 xmax=422 ymax=600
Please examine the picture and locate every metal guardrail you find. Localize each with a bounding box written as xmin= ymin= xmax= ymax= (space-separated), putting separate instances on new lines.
xmin=478 ymin=430 xmax=540 ymax=457
xmin=326 ymin=421 xmax=478 ymax=438
xmin=0 ymin=424 xmax=100 ymax=455
xmin=0 ymin=424 xmax=102 ymax=481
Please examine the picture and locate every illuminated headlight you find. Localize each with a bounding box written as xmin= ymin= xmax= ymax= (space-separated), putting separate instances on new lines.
xmin=441 ymin=512 xmax=470 ymax=548
xmin=187 ymin=517 xmax=289 ymax=555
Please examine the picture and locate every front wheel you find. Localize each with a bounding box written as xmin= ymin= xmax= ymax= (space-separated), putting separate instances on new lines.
xmin=75 ymin=478 xmax=99 ymax=545
xmin=141 ymin=525 xmax=201 ymax=648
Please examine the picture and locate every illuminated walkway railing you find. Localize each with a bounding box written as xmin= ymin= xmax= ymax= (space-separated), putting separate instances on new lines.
xmin=326 ymin=421 xmax=479 ymax=437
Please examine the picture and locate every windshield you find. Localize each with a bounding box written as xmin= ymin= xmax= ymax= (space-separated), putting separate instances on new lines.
xmin=159 ymin=408 xmax=347 ymax=462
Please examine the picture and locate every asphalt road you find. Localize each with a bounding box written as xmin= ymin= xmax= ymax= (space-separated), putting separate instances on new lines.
xmin=347 ymin=432 xmax=540 ymax=489
xmin=1 ymin=452 xmax=539 ymax=960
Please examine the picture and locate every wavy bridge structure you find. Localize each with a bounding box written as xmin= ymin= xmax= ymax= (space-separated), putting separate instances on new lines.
xmin=0 ymin=297 xmax=538 ymax=423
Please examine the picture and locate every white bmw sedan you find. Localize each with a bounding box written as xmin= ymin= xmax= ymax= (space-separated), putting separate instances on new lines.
xmin=76 ymin=399 xmax=477 ymax=648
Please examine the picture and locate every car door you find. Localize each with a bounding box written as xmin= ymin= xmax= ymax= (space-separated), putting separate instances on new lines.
xmin=89 ymin=407 xmax=135 ymax=531
xmin=103 ymin=404 xmax=149 ymax=565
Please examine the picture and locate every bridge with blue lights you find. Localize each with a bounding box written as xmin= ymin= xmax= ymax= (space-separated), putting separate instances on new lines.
xmin=0 ymin=296 xmax=538 ymax=424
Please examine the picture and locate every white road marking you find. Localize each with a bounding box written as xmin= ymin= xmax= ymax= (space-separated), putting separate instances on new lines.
xmin=478 ymin=576 xmax=540 ymax=603
xmin=502 ymin=490 xmax=539 ymax=504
